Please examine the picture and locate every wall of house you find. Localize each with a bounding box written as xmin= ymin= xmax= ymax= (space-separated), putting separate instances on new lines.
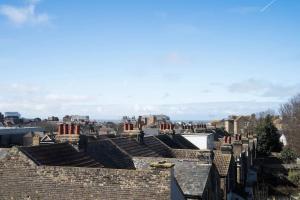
xmin=0 ymin=149 xmax=172 ymax=200
xmin=225 ymin=120 xmax=234 ymax=134
xmin=182 ymin=134 xmax=214 ymax=150
xmin=234 ymin=117 xmax=249 ymax=135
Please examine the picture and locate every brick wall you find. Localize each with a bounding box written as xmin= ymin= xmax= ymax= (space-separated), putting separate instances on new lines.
xmin=0 ymin=148 xmax=172 ymax=200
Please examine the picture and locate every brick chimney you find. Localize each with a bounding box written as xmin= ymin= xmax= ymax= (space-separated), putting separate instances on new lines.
xmin=160 ymin=123 xmax=164 ymax=130
xmin=75 ymin=125 xmax=80 ymax=135
xmin=137 ymin=130 xmax=145 ymax=144
xmin=130 ymin=123 xmax=134 ymax=130
xmin=232 ymin=140 xmax=242 ymax=157
xmin=63 ymin=124 xmax=69 ymax=135
xmin=124 ymin=123 xmax=129 ymax=131
xmin=58 ymin=124 xmax=64 ymax=135
xmin=69 ymin=124 xmax=75 ymax=134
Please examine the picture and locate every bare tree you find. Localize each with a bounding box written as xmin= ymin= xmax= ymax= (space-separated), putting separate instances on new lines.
xmin=280 ymin=94 xmax=300 ymax=155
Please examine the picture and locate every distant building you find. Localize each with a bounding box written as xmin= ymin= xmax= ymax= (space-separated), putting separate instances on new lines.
xmin=225 ymin=119 xmax=234 ymax=134
xmin=155 ymin=114 xmax=170 ymax=122
xmin=47 ymin=116 xmax=59 ymax=121
xmin=71 ymin=115 xmax=89 ymax=122
xmin=63 ymin=115 xmax=72 ymax=122
xmin=63 ymin=115 xmax=89 ymax=123
xmin=0 ymin=127 xmax=44 ymax=147
xmin=4 ymin=112 xmax=21 ymax=124
xmin=224 ymin=115 xmax=256 ymax=136
xmin=211 ymin=120 xmax=225 ymax=129
xmin=4 ymin=112 xmax=21 ymax=118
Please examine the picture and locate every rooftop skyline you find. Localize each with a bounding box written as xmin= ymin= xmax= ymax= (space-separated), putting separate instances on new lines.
xmin=0 ymin=0 xmax=299 ymax=119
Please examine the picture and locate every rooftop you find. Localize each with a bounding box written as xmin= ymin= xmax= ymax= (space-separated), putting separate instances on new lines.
xmin=133 ymin=156 xmax=211 ymax=197
xmin=213 ymin=150 xmax=233 ymax=177
xmin=19 ymin=143 xmax=103 ymax=168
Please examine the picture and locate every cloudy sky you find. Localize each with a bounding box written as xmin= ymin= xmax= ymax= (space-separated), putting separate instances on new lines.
xmin=0 ymin=0 xmax=299 ymax=120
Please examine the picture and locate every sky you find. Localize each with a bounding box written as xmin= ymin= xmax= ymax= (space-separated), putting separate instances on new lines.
xmin=0 ymin=0 xmax=299 ymax=120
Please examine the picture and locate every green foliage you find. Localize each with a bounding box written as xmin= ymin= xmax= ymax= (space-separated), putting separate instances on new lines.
xmin=256 ymin=114 xmax=282 ymax=156
xmin=288 ymin=170 xmax=300 ymax=185
xmin=281 ymin=147 xmax=297 ymax=164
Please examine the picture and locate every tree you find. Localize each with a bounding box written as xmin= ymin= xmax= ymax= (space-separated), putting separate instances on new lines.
xmin=256 ymin=114 xmax=281 ymax=156
xmin=280 ymin=94 xmax=300 ymax=156
xmin=280 ymin=147 xmax=297 ymax=164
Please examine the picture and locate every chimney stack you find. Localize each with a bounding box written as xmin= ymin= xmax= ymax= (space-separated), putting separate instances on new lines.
xmin=58 ymin=124 xmax=64 ymax=135
xmin=130 ymin=123 xmax=134 ymax=130
xmin=63 ymin=124 xmax=69 ymax=134
xmin=75 ymin=125 xmax=80 ymax=135
xmin=137 ymin=130 xmax=145 ymax=144
xmin=124 ymin=123 xmax=129 ymax=131
xmin=221 ymin=144 xmax=233 ymax=154
xmin=69 ymin=124 xmax=75 ymax=134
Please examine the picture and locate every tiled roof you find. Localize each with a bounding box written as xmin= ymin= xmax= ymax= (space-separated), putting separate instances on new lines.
xmin=110 ymin=137 xmax=160 ymax=157
xmin=156 ymin=134 xmax=199 ymax=149
xmin=1 ymin=149 xmax=173 ymax=200
xmin=19 ymin=143 xmax=103 ymax=168
xmin=213 ymin=150 xmax=232 ymax=177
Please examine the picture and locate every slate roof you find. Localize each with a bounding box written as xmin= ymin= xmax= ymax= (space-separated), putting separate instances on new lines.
xmin=110 ymin=137 xmax=161 ymax=157
xmin=143 ymin=136 xmax=174 ymax=157
xmin=213 ymin=150 xmax=232 ymax=177
xmin=174 ymin=161 xmax=211 ymax=197
xmin=133 ymin=157 xmax=211 ymax=197
xmin=19 ymin=143 xmax=103 ymax=168
xmin=86 ymin=139 xmax=135 ymax=169
xmin=156 ymin=134 xmax=199 ymax=149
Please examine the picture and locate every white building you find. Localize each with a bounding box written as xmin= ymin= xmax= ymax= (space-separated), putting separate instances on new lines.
xmin=4 ymin=112 xmax=21 ymax=118
xmin=70 ymin=115 xmax=89 ymax=122
xmin=182 ymin=133 xmax=214 ymax=150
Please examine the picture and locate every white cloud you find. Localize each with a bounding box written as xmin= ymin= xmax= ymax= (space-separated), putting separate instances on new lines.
xmin=0 ymin=0 xmax=49 ymax=26
xmin=230 ymin=0 xmax=278 ymax=14
xmin=260 ymin=0 xmax=278 ymax=12
xmin=228 ymin=79 xmax=300 ymax=98
xmin=0 ymin=82 xmax=285 ymax=120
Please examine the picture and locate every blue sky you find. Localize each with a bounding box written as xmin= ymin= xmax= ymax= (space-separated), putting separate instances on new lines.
xmin=0 ymin=0 xmax=299 ymax=120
